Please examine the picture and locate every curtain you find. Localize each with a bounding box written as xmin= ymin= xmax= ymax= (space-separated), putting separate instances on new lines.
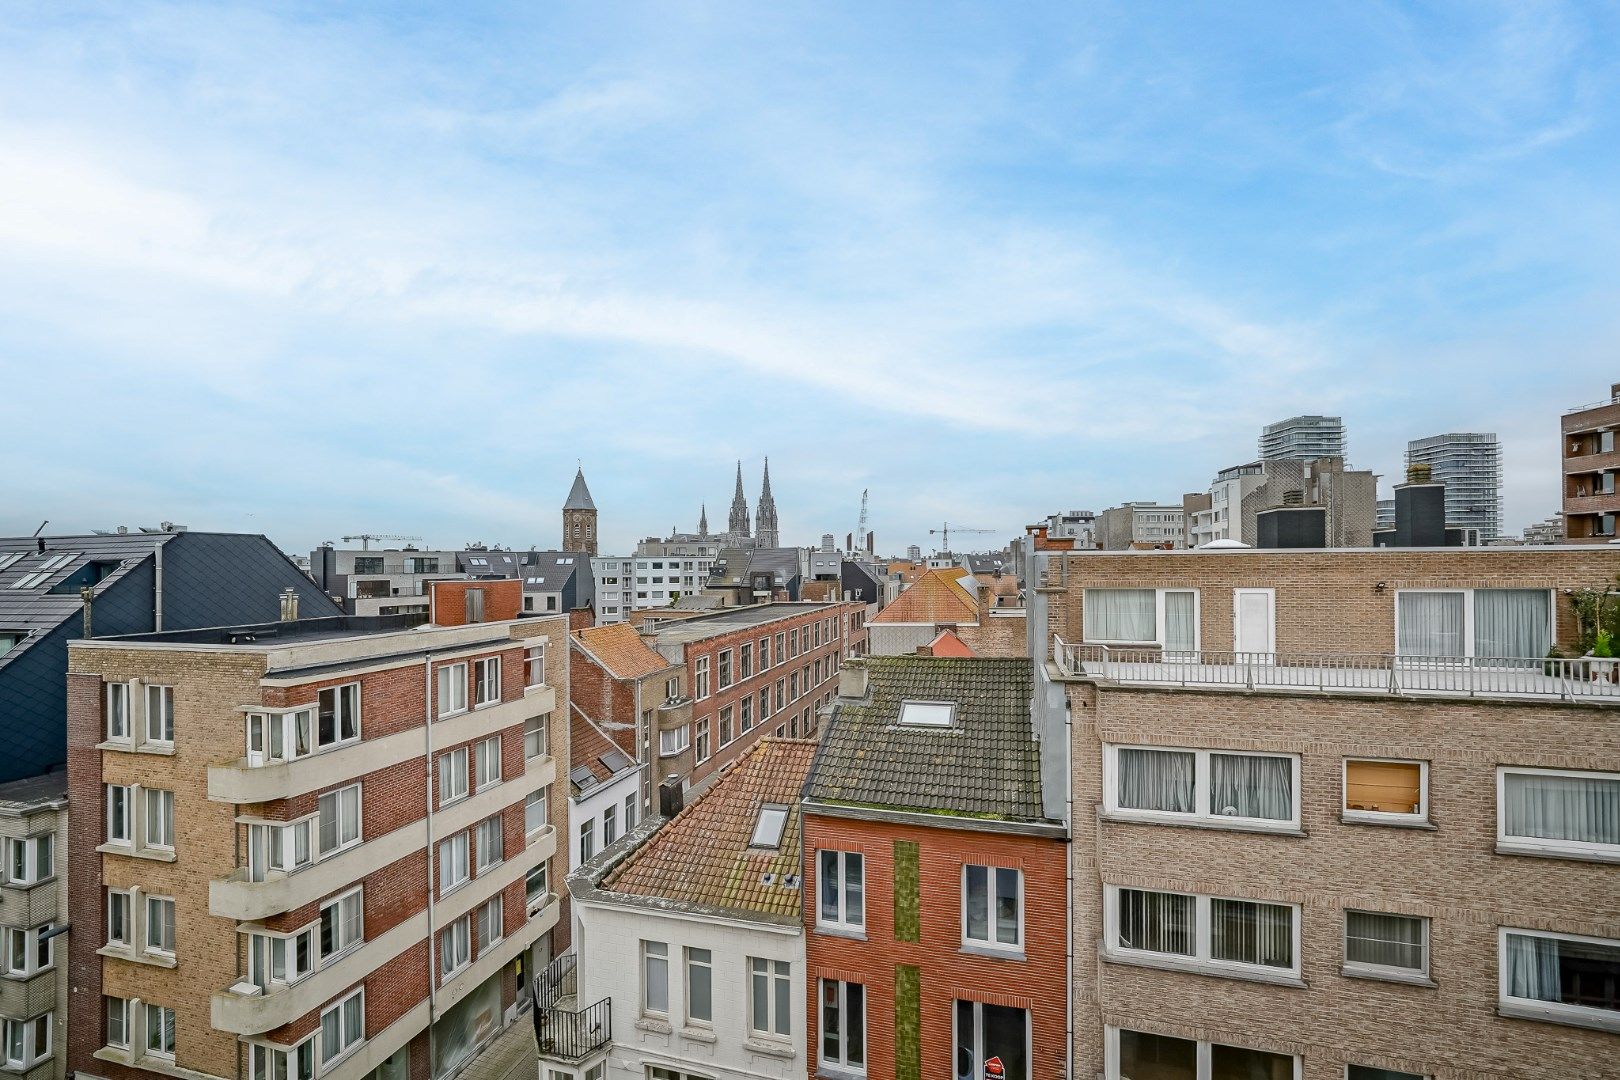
xmin=1504 ymin=772 xmax=1620 ymax=845
xmin=1475 ymin=589 xmax=1551 ymax=663
xmin=1085 ymin=589 xmax=1155 ymax=642
xmin=1397 ymin=592 xmax=1465 ymax=657
xmin=1210 ymin=754 xmax=1292 ymax=820
xmin=1211 ymin=899 xmax=1292 ymax=968
xmin=1117 ymin=748 xmax=1195 ymax=813
xmin=1345 ymin=911 xmax=1424 ymax=970
xmin=1505 ymin=933 xmax=1562 ymax=1003
xmin=1116 ymin=889 xmax=1194 ymax=955
xmin=1164 ymin=591 xmax=1197 ymax=654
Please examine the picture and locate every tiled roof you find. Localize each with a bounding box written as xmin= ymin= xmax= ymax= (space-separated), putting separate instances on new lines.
xmin=927 ymin=628 xmax=976 ymax=657
xmin=600 ymin=738 xmax=817 ymax=921
xmin=570 ymin=709 xmax=637 ymax=785
xmin=806 ymin=656 xmax=1046 ymax=821
xmin=573 ymin=623 xmax=671 ymax=680
xmin=871 ymin=567 xmax=978 ymax=625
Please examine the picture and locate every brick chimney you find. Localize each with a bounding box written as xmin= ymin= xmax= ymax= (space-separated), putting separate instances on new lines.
xmin=838 ymin=657 xmax=869 ymax=700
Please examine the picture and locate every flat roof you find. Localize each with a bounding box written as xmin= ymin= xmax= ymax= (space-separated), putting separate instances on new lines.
xmin=1058 ymin=544 xmax=1620 ymax=556
xmin=651 ymin=602 xmax=836 ymax=645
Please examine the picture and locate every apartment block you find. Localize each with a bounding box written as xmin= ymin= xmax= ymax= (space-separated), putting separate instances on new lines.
xmin=1031 ymin=544 xmax=1620 ymax=1079
xmin=1259 ymin=415 xmax=1347 ymax=462
xmin=0 ymin=774 xmax=68 ymax=1080
xmin=65 ymin=580 xmax=570 ymax=1080
xmin=1406 ymin=433 xmax=1503 ymax=542
xmin=803 ymin=657 xmax=1067 ymax=1080
xmin=1095 ymin=503 xmax=1188 ymax=550
xmin=1561 ymin=382 xmax=1620 ymax=542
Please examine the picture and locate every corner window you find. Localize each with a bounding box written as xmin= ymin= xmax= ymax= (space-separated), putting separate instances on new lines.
xmin=1344 ymin=910 xmax=1428 ymax=981
xmin=1499 ymin=767 xmax=1620 ymax=859
xmin=1344 ymin=759 xmax=1428 ymax=823
xmin=818 ymin=979 xmax=865 ymax=1072
xmin=1106 ymin=746 xmax=1298 ymax=829
xmin=1500 ymin=928 xmax=1620 ymax=1031
xmin=817 ymin=850 xmax=864 ymax=932
xmin=1107 ymin=886 xmax=1298 ymax=980
xmin=6 ymin=835 xmax=52 ymax=885
xmin=963 ymin=865 xmax=1022 ymax=951
xmin=1 ymin=925 xmax=54 ymax=977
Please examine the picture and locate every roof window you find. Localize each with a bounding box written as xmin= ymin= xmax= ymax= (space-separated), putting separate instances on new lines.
xmin=749 ymin=804 xmax=790 ymax=849
xmin=898 ymin=700 xmax=956 ymax=728
xmin=0 ymin=553 xmax=25 ymax=572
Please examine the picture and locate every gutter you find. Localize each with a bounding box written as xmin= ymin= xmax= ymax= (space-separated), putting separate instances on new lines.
xmin=802 ymin=799 xmax=1068 ymax=840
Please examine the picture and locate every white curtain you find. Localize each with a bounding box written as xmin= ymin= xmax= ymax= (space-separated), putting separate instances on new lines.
xmin=1505 ymin=933 xmax=1562 ymax=1003
xmin=1085 ymin=589 xmax=1155 ymax=642
xmin=1117 ymin=748 xmax=1195 ymax=813
xmin=1210 ymin=754 xmax=1292 ymax=820
xmin=1474 ymin=589 xmax=1551 ymax=663
xmin=1503 ymin=772 xmax=1620 ymax=845
xmin=1345 ymin=911 xmax=1424 ymax=969
xmin=1164 ymin=591 xmax=1197 ymax=654
xmin=1211 ymin=899 xmax=1292 ymax=969
xmin=1398 ymin=592 xmax=1465 ymax=657
xmin=1116 ymin=889 xmax=1193 ymax=955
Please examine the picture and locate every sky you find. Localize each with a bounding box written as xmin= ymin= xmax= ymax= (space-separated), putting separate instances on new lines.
xmin=1 ymin=1 xmax=1617 ymax=557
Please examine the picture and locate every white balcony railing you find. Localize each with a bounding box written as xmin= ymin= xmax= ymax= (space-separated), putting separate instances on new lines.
xmin=1052 ymin=637 xmax=1620 ymax=701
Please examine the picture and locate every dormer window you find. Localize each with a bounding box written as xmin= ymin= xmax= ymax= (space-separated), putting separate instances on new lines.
xmin=898 ymin=700 xmax=955 ymax=728
xmin=749 ymin=804 xmax=789 ymax=849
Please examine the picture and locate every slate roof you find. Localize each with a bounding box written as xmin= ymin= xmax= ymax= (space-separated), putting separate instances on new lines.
xmin=806 ymin=656 xmax=1046 ymax=822
xmin=563 ymin=468 xmax=596 ymax=511
xmin=599 ymin=738 xmax=818 ymax=922
xmin=573 ymin=623 xmax=672 ymax=681
xmin=870 ymin=567 xmax=979 ymax=625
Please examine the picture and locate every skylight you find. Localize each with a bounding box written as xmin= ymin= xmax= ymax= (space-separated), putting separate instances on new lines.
xmin=0 ymin=553 xmax=25 ymax=572
xmin=898 ymin=700 xmax=956 ymax=728
xmin=749 ymin=804 xmax=789 ymax=849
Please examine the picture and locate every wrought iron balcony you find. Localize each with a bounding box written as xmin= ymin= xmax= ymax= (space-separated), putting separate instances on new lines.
xmin=532 ymin=953 xmax=610 ymax=1062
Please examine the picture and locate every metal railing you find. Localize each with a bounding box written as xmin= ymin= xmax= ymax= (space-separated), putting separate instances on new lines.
xmin=1052 ymin=637 xmax=1620 ymax=700
xmin=532 ymin=954 xmax=611 ymax=1061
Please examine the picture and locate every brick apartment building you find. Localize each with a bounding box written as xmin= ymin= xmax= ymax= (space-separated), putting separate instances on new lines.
xmin=1561 ymin=381 xmax=1620 ymax=542
xmin=642 ymin=602 xmax=867 ymax=795
xmin=1028 ymin=544 xmax=1620 ymax=1079
xmin=64 ymin=580 xmax=570 ymax=1080
xmin=569 ymin=624 xmax=684 ymax=821
xmin=803 ymin=656 xmax=1067 ymax=1080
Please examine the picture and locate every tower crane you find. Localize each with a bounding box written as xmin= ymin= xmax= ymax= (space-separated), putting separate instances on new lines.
xmin=340 ymin=533 xmax=424 ymax=551
xmin=928 ymin=522 xmax=993 ymax=555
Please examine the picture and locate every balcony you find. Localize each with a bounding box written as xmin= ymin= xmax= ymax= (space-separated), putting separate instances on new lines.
xmin=532 ymin=954 xmax=611 ymax=1063
xmin=1052 ymin=639 xmax=1620 ymax=702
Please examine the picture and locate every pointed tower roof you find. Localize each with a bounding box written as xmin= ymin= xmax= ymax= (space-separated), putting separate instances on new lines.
xmin=698 ymin=504 xmax=709 ymax=537
xmin=728 ymin=459 xmax=751 ymax=538
xmin=563 ymin=467 xmax=596 ymax=511
xmin=760 ymin=457 xmax=773 ymax=498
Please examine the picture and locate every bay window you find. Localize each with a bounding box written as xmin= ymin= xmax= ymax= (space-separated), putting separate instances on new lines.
xmin=4 ymin=1013 xmax=51 ymax=1068
xmin=1498 ymin=767 xmax=1620 ymax=859
xmin=250 ymin=1040 xmax=315 ymax=1080
xmin=659 ymin=725 xmax=690 ymax=757
xmin=248 ymin=926 xmax=315 ymax=990
xmin=1106 ymin=746 xmax=1298 ymax=828
xmin=6 ymin=834 xmax=52 ymax=885
xmin=1107 ymin=886 xmax=1299 ymax=980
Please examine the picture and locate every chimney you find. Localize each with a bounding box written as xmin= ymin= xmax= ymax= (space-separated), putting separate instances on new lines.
xmin=1611 ymin=381 xmax=1620 ymax=403
xmin=658 ymin=776 xmax=685 ymax=820
xmin=81 ymin=585 xmax=95 ymax=638
xmin=1406 ymin=462 xmax=1432 ymax=484
xmin=838 ymin=657 xmax=869 ymax=700
xmin=279 ymin=587 xmax=299 ymax=622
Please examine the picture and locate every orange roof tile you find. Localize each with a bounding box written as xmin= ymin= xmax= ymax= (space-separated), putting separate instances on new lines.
xmin=871 ymin=567 xmax=979 ymax=625
xmin=573 ymin=622 xmax=672 ymax=681
xmin=601 ymin=738 xmax=817 ymax=921
xmin=927 ymin=628 xmax=976 ymax=657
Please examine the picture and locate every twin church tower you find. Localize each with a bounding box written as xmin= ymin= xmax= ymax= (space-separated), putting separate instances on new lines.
xmin=561 ymin=459 xmax=780 ymax=557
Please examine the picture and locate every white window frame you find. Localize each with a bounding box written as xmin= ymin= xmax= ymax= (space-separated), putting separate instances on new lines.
xmin=641 ymin=940 xmax=669 ymax=1017
xmin=1496 ymin=766 xmax=1620 ymax=861
xmin=1081 ymin=588 xmax=1200 ymax=648
xmin=318 ymin=988 xmax=365 ymax=1066
xmin=748 ymin=956 xmax=791 ymax=1039
xmin=1 ymin=925 xmax=53 ymax=977
xmin=658 ymin=725 xmax=690 ymax=757
xmin=143 ymin=788 xmax=175 ymax=851
xmin=439 ymin=916 xmax=471 ymax=982
xmin=437 ymin=662 xmax=469 ymax=718
xmin=144 ymin=684 xmax=175 ymax=746
xmin=315 ymin=683 xmax=361 ymax=750
xmin=1103 ymin=745 xmax=1301 ymax=831
xmin=105 ymin=682 xmax=132 ymax=742
xmin=144 ymin=895 xmax=177 ymax=957
xmin=475 ymin=816 xmax=503 ymax=873
xmin=694 ymin=718 xmax=711 ymax=764
xmin=524 ymin=789 xmax=548 ymax=838
xmin=1498 ymin=926 xmax=1620 ymax=1033
xmin=1104 ymin=1026 xmax=1301 ymax=1079
xmin=817 ymin=850 xmax=865 ymax=933
xmin=684 ymin=946 xmax=712 ymax=1027
xmin=106 ymin=783 xmax=134 ymax=846
xmin=247 ymin=924 xmax=317 ymax=990
xmin=317 ymin=785 xmax=362 ymax=857
xmin=473 ymin=657 xmax=501 ymax=708
xmin=1394 ymin=588 xmax=1556 ymax=661
xmin=105 ymin=996 xmax=130 ymax=1050
xmin=524 ymin=713 xmax=549 ymax=760
xmin=319 ymin=887 xmax=364 ymax=963
xmin=144 ymin=1003 xmax=176 ymax=1060
xmin=6 ymin=835 xmax=52 ymax=886
xmin=961 ymin=864 xmax=1023 ymax=953
xmin=1343 ymin=909 xmax=1430 ymax=984
xmin=1341 ymin=758 xmax=1429 ymax=825
xmin=525 ymin=644 xmax=546 ymax=689
xmin=817 ymin=978 xmax=865 ymax=1073
xmin=693 ymin=657 xmax=710 ymax=701
xmin=476 ymin=895 xmax=503 ymax=956
xmin=1103 ymin=884 xmax=1302 ymax=983
xmin=106 ymin=888 xmax=133 ymax=948
xmin=439 ymin=747 xmax=469 ymax=806
xmin=2 ymin=1013 xmax=51 ymax=1069
xmin=473 ymin=736 xmax=502 ymax=791
xmin=249 ymin=1038 xmax=316 ymax=1080
xmin=438 ymin=832 xmax=470 ymax=896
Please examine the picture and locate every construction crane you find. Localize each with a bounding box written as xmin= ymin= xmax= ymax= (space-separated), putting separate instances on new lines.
xmin=854 ymin=489 xmax=869 ymax=554
xmin=340 ymin=533 xmax=423 ymax=551
xmin=928 ymin=522 xmax=993 ymax=554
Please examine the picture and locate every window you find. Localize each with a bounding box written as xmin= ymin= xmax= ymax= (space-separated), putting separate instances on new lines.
xmin=775 ymin=632 xmax=786 ymax=665
xmin=1083 ymin=588 xmax=1199 ymax=650
xmin=750 ymin=957 xmax=791 ymax=1038
xmin=685 ymin=947 xmax=712 ymax=1025
xmin=2 ymin=925 xmax=53 ymax=976
xmin=1498 ymin=767 xmax=1620 ymax=859
xmin=438 ymin=832 xmax=470 ymax=895
xmin=251 ymin=1040 xmax=316 ymax=1080
xmin=898 ymin=700 xmax=954 ymax=727
xmin=717 ymin=650 xmax=732 ymax=689
xmin=775 ymin=678 xmax=785 ymax=711
xmin=740 ymin=643 xmax=753 ymax=679
xmin=524 ymin=713 xmax=549 ymax=759
xmin=105 ymin=682 xmax=131 ymax=741
xmin=759 ymin=636 xmax=770 ymax=669
xmin=440 ymin=916 xmax=471 ymax=980
xmin=144 ymin=788 xmax=175 ymax=850
xmin=145 ymin=895 xmax=176 ymax=955
xmin=247 ymin=819 xmax=313 ymax=880
xmin=790 ymin=628 xmax=800 ymax=656
xmin=1344 ymin=759 xmax=1427 ymax=822
xmin=694 ymin=657 xmax=710 ymax=700
xmin=818 ymin=850 xmax=864 ymax=931
xmin=145 ymin=685 xmax=175 ymax=745
xmin=437 ymin=663 xmax=468 ymax=717
xmin=474 ymin=736 xmax=502 ymax=789
xmin=790 ymin=672 xmax=799 ymax=700
xmin=106 ymin=783 xmax=133 ymax=844
xmin=579 ymin=820 xmax=595 ymax=862
xmin=474 ymin=658 xmax=501 ymax=707
xmin=955 ymin=1000 xmax=1028 ymax=1080
xmin=525 ymin=645 xmax=546 ymax=688
xmin=525 ymin=789 xmax=548 ymax=836
xmin=316 ymin=684 xmax=360 ymax=748
xmin=603 ymin=804 xmax=618 ymax=846
xmin=476 ymin=816 xmax=503 ymax=871
xmin=6 ymin=835 xmax=51 ymax=885
xmin=145 ymin=1003 xmax=176 ymax=1059
xmin=107 ymin=889 xmax=132 ymax=946
xmin=1107 ymin=886 xmax=1298 ymax=978
xmin=719 ymin=706 xmax=734 ymax=747
xmin=1397 ymin=589 xmax=1551 ymax=661
xmin=759 ymin=687 xmax=771 ymax=721
xmin=626 ymin=793 xmax=638 ymax=829
xmin=659 ymin=725 xmax=690 ymax=757
xmin=476 ymin=895 xmax=503 ymax=955
xmin=318 ymin=785 xmax=362 ymax=856
xmin=1108 ymin=1028 xmax=1298 ymax=1080
xmin=819 ymin=979 xmax=865 ymax=1072
xmin=1105 ymin=746 xmax=1298 ymax=828
xmin=695 ymin=718 xmax=711 ymax=764
xmin=353 ymin=556 xmax=383 ymax=574
xmin=525 ymin=862 xmax=549 ymax=910
xmin=1501 ymin=928 xmax=1620 ymax=1030
xmin=320 ymin=889 xmax=364 ymax=961
xmin=105 ymin=996 xmax=129 ymax=1049
xmin=438 ymin=747 xmax=469 ymax=805
xmin=1344 ymin=911 xmax=1428 ymax=980
xmin=750 ymin=804 xmax=789 ymax=849
xmin=963 ymin=865 xmax=1022 ymax=950
xmin=319 ymin=990 xmax=364 ymax=1065
xmin=249 ymin=927 xmax=314 ymax=990
xmin=740 ymin=697 xmax=753 ymax=732
xmin=642 ymin=941 xmax=669 ymax=1016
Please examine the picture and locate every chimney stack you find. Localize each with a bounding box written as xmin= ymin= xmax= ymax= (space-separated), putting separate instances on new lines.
xmin=1406 ymin=462 xmax=1432 ymax=484
xmin=279 ymin=587 xmax=299 ymax=623
xmin=838 ymin=657 xmax=870 ymax=700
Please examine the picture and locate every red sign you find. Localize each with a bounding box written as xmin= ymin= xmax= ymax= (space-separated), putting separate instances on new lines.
xmin=985 ymin=1057 xmax=1005 ymax=1080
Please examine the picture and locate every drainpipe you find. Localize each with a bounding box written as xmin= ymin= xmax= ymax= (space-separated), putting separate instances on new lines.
xmin=423 ymin=654 xmax=440 ymax=1077
xmin=153 ymin=541 xmax=165 ymax=631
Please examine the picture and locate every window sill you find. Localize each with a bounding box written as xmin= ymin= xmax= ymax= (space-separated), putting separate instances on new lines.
xmin=96 ymin=741 xmax=176 ymax=757
xmin=634 ymin=1016 xmax=672 ymax=1035
xmin=1498 ymin=999 xmax=1620 ymax=1035
xmin=1495 ymin=841 xmax=1620 ymax=865
xmin=959 ymin=943 xmax=1025 ymax=962
xmin=816 ymin=1067 xmax=867 ymax=1080
xmin=97 ymin=843 xmax=177 ymax=863
xmin=814 ymin=925 xmax=868 ymax=942
xmin=0 ymin=966 xmax=55 ymax=984
xmin=1341 ymin=964 xmax=1435 ymax=988
xmin=745 ymin=1037 xmax=795 ymax=1059
xmin=98 ymin=944 xmax=177 ymax=969
xmin=1099 ymin=810 xmax=1305 ymax=837
xmin=1341 ymin=814 xmax=1436 ymax=831
xmin=679 ymin=1026 xmax=717 ymax=1044
xmin=1100 ymin=948 xmax=1305 ymax=988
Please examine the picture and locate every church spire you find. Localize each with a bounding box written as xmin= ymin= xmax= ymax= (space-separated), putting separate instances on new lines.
xmin=698 ymin=503 xmax=709 ymax=538
xmin=727 ymin=460 xmax=751 ymax=539
xmin=754 ymin=457 xmax=780 ymax=547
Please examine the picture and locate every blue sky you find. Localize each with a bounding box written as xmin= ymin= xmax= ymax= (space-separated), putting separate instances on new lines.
xmin=1 ymin=2 xmax=1616 ymax=556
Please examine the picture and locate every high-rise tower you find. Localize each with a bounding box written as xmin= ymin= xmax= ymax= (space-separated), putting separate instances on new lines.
xmin=755 ymin=458 xmax=780 ymax=547
xmin=563 ymin=466 xmax=598 ymax=556
xmin=728 ymin=460 xmax=751 ymax=539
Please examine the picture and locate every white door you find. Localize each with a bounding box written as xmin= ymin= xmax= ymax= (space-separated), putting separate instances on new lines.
xmin=1234 ymin=589 xmax=1275 ymax=657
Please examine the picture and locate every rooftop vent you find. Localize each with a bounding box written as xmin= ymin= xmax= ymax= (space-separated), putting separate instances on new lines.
xmin=1406 ymin=462 xmax=1433 ymax=484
